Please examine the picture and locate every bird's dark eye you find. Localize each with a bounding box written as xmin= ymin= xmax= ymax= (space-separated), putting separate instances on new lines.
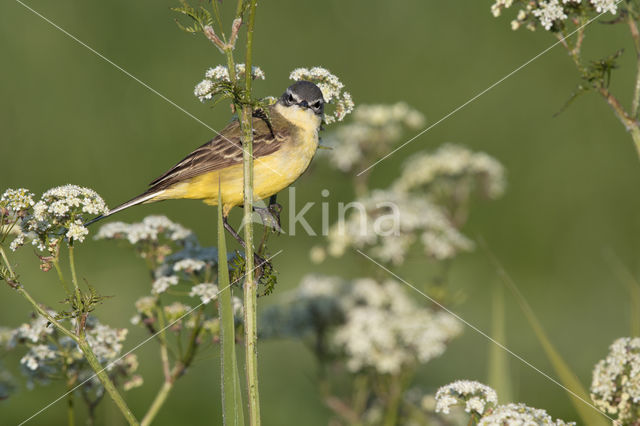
xmin=312 ymin=101 xmax=321 ymax=109
xmin=287 ymin=94 xmax=295 ymax=103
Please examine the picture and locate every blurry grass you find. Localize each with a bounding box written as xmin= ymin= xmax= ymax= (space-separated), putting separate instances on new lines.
xmin=488 ymin=281 xmax=513 ymax=403
xmin=486 ymin=246 xmax=609 ymax=426
xmin=603 ymin=248 xmax=640 ymax=337
xmin=218 ymin=192 xmax=245 ymax=426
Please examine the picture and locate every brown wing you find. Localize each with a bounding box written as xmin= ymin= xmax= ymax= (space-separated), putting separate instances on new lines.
xmin=148 ymin=112 xmax=288 ymax=191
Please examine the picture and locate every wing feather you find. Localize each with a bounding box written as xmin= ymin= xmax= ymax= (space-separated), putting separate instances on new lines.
xmin=148 ymin=111 xmax=287 ymax=191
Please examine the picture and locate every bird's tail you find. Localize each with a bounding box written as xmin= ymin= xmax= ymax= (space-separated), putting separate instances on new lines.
xmin=85 ymin=190 xmax=165 ymax=227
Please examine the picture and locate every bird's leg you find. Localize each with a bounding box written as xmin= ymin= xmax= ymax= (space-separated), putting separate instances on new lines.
xmin=252 ymin=194 xmax=283 ymax=233
xmin=222 ymin=215 xmax=269 ymax=278
xmin=268 ymin=194 xmax=282 ymax=226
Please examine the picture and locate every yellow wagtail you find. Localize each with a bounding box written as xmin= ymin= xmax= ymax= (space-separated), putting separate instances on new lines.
xmin=87 ymin=80 xmax=325 ymax=251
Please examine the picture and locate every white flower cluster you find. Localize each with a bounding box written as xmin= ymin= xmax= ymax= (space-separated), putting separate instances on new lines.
xmin=492 ymin=0 xmax=618 ymax=31
xmin=533 ymin=0 xmax=568 ymax=30
xmin=261 ymin=275 xmax=461 ymax=375
xmin=10 ymin=314 xmax=55 ymax=345
xmin=335 ymin=279 xmax=462 ymax=374
xmin=173 ymin=258 xmax=207 ymax=273
xmin=393 ymin=143 xmax=506 ymax=201
xmin=323 ymin=102 xmax=425 ymax=172
xmin=84 ymin=322 xmax=128 ymax=365
xmin=6 ymin=185 xmax=108 ymax=253
xmin=95 ymin=215 xmax=193 ymax=245
xmin=151 ymin=275 xmax=179 ymax=295
xmin=478 ymin=403 xmax=574 ymax=425
xmin=131 ymin=296 xmax=156 ymax=325
xmin=189 ymin=283 xmax=219 ymax=304
xmin=163 ymin=301 xmax=193 ymax=323
xmin=591 ymin=337 xmax=640 ymax=423
xmin=20 ymin=344 xmax=57 ymax=371
xmin=324 ymin=189 xmax=474 ymax=265
xmin=9 ymin=314 xmax=141 ymax=391
xmin=435 ymin=381 xmax=574 ymax=425
xmin=194 ymin=64 xmax=265 ymax=102
xmin=289 ymin=67 xmax=354 ymax=124
xmin=1 ymin=188 xmax=35 ymax=213
xmin=434 ymin=380 xmax=498 ymax=416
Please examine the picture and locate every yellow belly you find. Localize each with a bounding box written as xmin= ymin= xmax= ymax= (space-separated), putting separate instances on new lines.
xmin=158 ymin=133 xmax=318 ymax=215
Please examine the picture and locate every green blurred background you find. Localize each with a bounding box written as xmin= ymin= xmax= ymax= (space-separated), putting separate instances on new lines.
xmin=1 ymin=0 xmax=639 ymax=424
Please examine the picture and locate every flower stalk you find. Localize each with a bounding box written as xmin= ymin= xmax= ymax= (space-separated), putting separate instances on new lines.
xmin=239 ymin=1 xmax=261 ymax=424
xmin=140 ymin=308 xmax=204 ymax=426
xmin=1 ymin=242 xmax=139 ymax=425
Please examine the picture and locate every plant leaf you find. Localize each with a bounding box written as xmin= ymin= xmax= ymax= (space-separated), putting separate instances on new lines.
xmin=218 ymin=186 xmax=245 ymax=426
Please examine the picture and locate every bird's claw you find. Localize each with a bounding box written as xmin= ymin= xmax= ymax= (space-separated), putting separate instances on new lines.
xmin=254 ymin=203 xmax=283 ymax=233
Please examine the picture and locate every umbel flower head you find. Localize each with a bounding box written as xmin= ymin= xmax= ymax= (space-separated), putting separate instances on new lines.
xmin=435 ymin=380 xmax=498 ymax=416
xmin=9 ymin=313 xmax=141 ymax=392
xmin=492 ymin=0 xmax=619 ymax=32
xmin=591 ymin=337 xmax=640 ymax=424
xmin=289 ymin=67 xmax=354 ymax=124
xmin=0 ymin=188 xmax=35 ymax=246
xmin=261 ymin=274 xmax=462 ymax=375
xmin=4 ymin=185 xmax=108 ymax=254
xmin=194 ymin=64 xmax=266 ymax=102
xmin=323 ymin=189 xmax=474 ymax=265
xmin=477 ymin=403 xmax=574 ymax=425
xmin=323 ymin=102 xmax=425 ymax=173
xmin=95 ymin=215 xmax=195 ymax=265
xmin=393 ymin=143 xmax=506 ymax=201
xmin=435 ymin=381 xmax=575 ymax=425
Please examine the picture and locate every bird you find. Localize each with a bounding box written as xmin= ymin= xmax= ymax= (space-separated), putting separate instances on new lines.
xmin=86 ymin=80 xmax=325 ymax=261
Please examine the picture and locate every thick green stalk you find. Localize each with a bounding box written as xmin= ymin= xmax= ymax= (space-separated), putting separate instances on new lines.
xmin=218 ymin=190 xmax=245 ymax=426
xmin=239 ymin=1 xmax=260 ymax=424
xmin=77 ymin=339 xmax=139 ymax=425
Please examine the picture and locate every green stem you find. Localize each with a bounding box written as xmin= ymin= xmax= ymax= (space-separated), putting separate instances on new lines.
xmin=598 ymin=87 xmax=640 ymax=157
xmin=0 ymin=245 xmax=16 ymax=282
xmin=155 ymin=301 xmax=172 ymax=381
xmin=2 ymin=244 xmax=137 ymax=426
xmin=631 ymin=125 xmax=640 ymax=158
xmin=141 ymin=380 xmax=172 ymax=426
xmin=239 ymin=1 xmax=260 ymax=425
xmin=141 ymin=307 xmax=204 ymax=426
xmin=14 ymin=285 xmax=77 ymax=341
xmin=52 ymin=259 xmax=73 ymax=297
xmin=68 ymin=243 xmax=87 ymax=337
xmin=77 ymin=338 xmax=139 ymax=425
xmin=628 ymin=12 xmax=640 ymax=118
xmin=18 ymin=290 xmax=137 ymax=424
xmin=67 ymin=385 xmax=75 ymax=426
xmin=68 ymin=243 xmax=81 ymax=300
xmin=382 ymin=375 xmax=402 ymax=426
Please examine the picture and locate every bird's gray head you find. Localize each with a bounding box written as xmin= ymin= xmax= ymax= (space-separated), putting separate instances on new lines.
xmin=279 ymin=81 xmax=325 ymax=116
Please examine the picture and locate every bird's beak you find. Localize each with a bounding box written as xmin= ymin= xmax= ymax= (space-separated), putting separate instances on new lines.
xmin=298 ymin=100 xmax=309 ymax=108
